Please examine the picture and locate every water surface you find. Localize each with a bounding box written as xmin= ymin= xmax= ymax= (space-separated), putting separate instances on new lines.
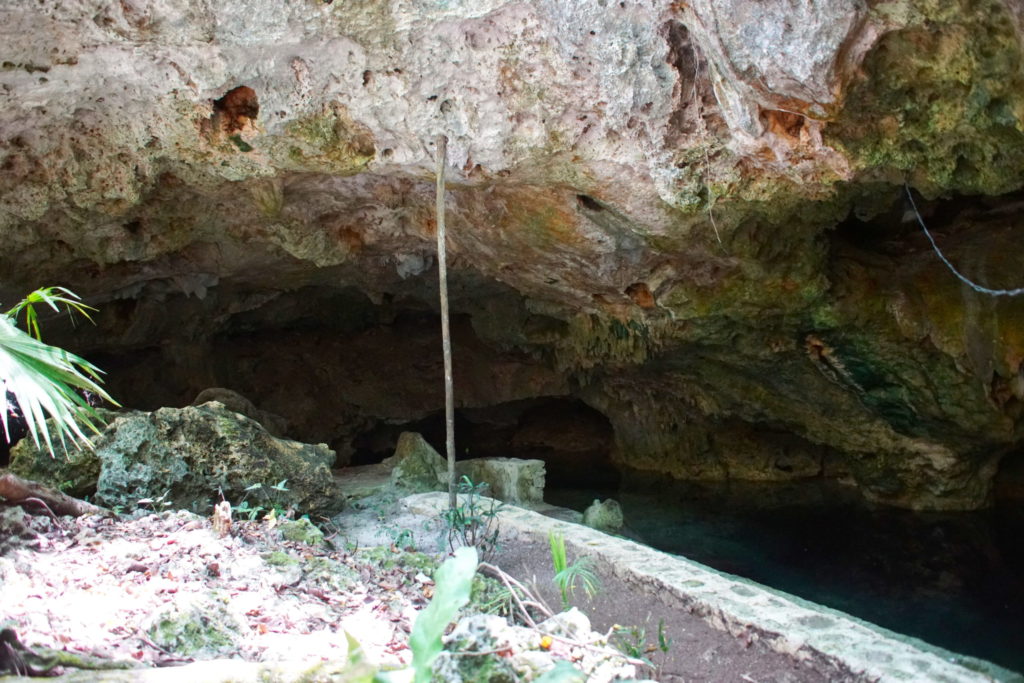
xmin=548 ymin=477 xmax=1024 ymax=674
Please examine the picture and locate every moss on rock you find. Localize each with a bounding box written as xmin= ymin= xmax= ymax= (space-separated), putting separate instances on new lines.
xmin=145 ymin=595 xmax=244 ymax=658
xmin=11 ymin=403 xmax=343 ymax=517
xmin=280 ymin=517 xmax=326 ymax=546
xmin=830 ymin=0 xmax=1024 ymax=195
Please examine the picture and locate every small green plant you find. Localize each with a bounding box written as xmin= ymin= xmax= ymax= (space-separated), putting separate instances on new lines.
xmin=389 ymin=527 xmax=415 ymax=550
xmin=439 ymin=476 xmax=503 ymax=560
xmin=548 ymin=530 xmax=600 ymax=610
xmin=472 ymin=573 xmax=516 ymax=618
xmin=375 ymin=546 xmax=478 ymax=683
xmin=137 ymin=489 xmax=172 ymax=511
xmin=229 ymin=480 xmax=292 ymax=521
xmin=609 ymin=619 xmax=672 ymax=673
xmin=657 ymin=618 xmax=672 ymax=654
xmin=233 ymin=499 xmax=265 ymax=521
xmin=610 ymin=624 xmax=647 ymax=661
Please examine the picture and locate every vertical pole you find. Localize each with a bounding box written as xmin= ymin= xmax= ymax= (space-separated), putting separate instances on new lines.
xmin=435 ymin=134 xmax=457 ymax=510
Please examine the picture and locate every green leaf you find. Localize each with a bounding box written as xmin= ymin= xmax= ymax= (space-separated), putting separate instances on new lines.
xmin=548 ymin=530 xmax=568 ymax=574
xmin=5 ymin=286 xmax=96 ymax=340
xmin=535 ymin=660 xmax=586 ymax=683
xmin=408 ymin=546 xmax=478 ymax=683
xmin=0 ymin=315 xmax=116 ymax=456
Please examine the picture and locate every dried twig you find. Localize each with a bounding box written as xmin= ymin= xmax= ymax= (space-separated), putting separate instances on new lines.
xmin=478 ymin=562 xmax=553 ymax=627
xmin=475 ymin=563 xmax=646 ymax=668
xmin=18 ymin=496 xmax=61 ymax=524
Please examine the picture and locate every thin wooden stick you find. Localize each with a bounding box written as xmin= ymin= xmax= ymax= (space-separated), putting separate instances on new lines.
xmin=479 ymin=562 xmax=541 ymax=628
xmin=435 ymin=134 xmax=456 ymax=511
xmin=478 ymin=562 xmax=554 ymax=625
xmin=476 ymin=563 xmax=646 ymax=668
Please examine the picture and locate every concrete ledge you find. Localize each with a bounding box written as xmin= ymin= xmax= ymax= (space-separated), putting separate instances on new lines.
xmin=402 ymin=492 xmax=1023 ymax=683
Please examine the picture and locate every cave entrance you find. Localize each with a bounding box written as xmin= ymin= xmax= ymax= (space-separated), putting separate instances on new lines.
xmin=349 ymin=397 xmax=619 ymax=489
xmin=61 ymin=283 xmax=623 ymax=492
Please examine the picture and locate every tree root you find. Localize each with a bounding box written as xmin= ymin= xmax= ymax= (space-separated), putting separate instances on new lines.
xmin=0 ymin=473 xmax=109 ymax=518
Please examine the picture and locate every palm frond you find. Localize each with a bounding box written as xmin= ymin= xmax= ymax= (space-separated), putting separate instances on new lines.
xmin=549 ymin=530 xmax=568 ymax=574
xmin=0 ymin=315 xmax=115 ymax=456
xmin=549 ymin=531 xmax=601 ymax=608
xmin=554 ymin=557 xmax=601 ymax=602
xmin=5 ymin=286 xmax=96 ymax=340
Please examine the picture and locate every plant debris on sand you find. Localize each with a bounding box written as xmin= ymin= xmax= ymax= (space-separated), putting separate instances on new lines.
xmin=0 ymin=504 xmax=638 ymax=681
xmin=0 ymin=507 xmax=435 ymax=676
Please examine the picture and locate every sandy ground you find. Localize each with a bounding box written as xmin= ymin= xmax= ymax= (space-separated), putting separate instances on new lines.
xmin=1 ymin=488 xmax=855 ymax=682
xmin=0 ymin=507 xmax=429 ymax=674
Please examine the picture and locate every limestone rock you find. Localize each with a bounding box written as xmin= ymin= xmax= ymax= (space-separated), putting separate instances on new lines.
xmin=582 ymin=498 xmax=624 ymax=533
xmin=688 ymin=0 xmax=874 ymax=135
xmin=384 ymin=432 xmax=447 ymax=493
xmin=145 ymin=595 xmax=245 ymax=658
xmin=456 ymin=457 xmax=546 ymax=506
xmin=11 ymin=403 xmax=342 ymax=517
xmin=2 ymin=0 xmax=1024 ymax=510
xmin=538 ymin=607 xmax=593 ymax=641
xmin=279 ymin=517 xmax=325 ymax=546
xmin=7 ymin=411 xmax=117 ymax=499
xmin=433 ymin=611 xmax=636 ymax=683
xmin=192 ymin=387 xmax=289 ymax=438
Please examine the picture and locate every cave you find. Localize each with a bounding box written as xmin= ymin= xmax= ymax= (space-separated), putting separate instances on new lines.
xmin=4 ymin=0 xmax=1024 ymax=676
xmin=71 ymin=282 xmax=619 ymax=489
xmin=349 ymin=397 xmax=617 ymax=488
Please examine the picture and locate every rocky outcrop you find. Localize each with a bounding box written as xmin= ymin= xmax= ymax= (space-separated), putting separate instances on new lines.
xmin=457 ymin=457 xmax=546 ymax=506
xmin=582 ymin=498 xmax=624 ymax=533
xmin=2 ymin=0 xmax=1024 ymax=509
xmin=191 ymin=387 xmax=288 ymax=437
xmin=385 ymin=432 xmax=448 ymax=494
xmin=386 ymin=431 xmax=546 ymax=505
xmin=9 ymin=403 xmax=342 ymax=516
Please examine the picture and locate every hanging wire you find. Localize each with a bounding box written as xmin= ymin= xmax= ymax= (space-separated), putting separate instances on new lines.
xmin=904 ymin=183 xmax=1024 ymax=297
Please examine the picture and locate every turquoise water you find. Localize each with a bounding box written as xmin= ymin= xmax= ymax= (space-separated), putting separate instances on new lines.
xmin=548 ymin=478 xmax=1024 ymax=674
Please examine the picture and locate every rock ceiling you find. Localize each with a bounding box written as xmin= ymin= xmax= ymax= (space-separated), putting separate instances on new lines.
xmin=3 ymin=0 xmax=1024 ymax=509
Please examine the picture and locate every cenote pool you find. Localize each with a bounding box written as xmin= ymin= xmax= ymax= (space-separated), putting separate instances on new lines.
xmin=548 ymin=477 xmax=1024 ymax=675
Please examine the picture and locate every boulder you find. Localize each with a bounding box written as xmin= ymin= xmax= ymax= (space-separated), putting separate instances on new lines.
xmin=456 ymin=457 xmax=546 ymax=506
xmin=10 ymin=403 xmax=342 ymax=517
xmin=145 ymin=595 xmax=245 ymax=658
xmin=582 ymin=498 xmax=624 ymax=533
xmin=6 ymin=410 xmax=118 ymax=499
xmin=383 ymin=432 xmax=447 ymax=493
xmin=192 ymin=387 xmax=289 ymax=438
xmin=382 ymin=432 xmax=547 ymax=505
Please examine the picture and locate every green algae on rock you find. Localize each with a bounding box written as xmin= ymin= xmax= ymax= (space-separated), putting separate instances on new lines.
xmin=10 ymin=403 xmax=343 ymax=517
